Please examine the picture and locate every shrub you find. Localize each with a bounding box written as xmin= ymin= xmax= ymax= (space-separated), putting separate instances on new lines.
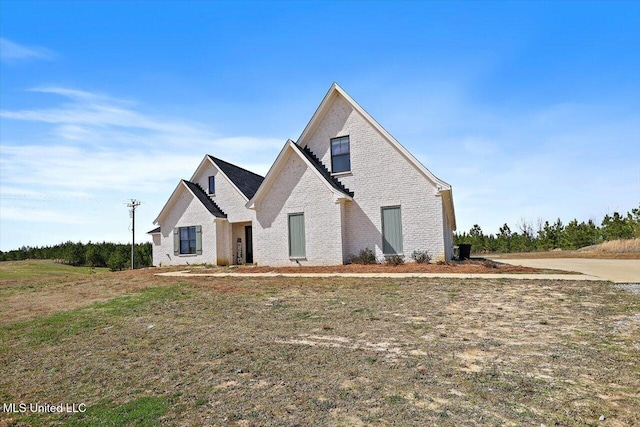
xmin=349 ymin=248 xmax=378 ymax=264
xmin=384 ymin=254 xmax=405 ymax=266
xmin=107 ymin=250 xmax=128 ymax=271
xmin=411 ymin=249 xmax=432 ymax=264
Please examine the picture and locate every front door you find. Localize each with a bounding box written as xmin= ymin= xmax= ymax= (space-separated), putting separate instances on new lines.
xmin=245 ymin=225 xmax=253 ymax=264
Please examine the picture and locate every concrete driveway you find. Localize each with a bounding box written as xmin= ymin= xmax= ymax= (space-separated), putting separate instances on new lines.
xmin=490 ymin=258 xmax=640 ymax=283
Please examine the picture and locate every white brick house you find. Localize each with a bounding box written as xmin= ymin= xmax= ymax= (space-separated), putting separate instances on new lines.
xmin=150 ymin=83 xmax=456 ymax=266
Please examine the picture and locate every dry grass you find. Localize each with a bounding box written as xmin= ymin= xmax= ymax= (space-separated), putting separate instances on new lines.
xmin=1 ymin=262 xmax=639 ymax=426
xmin=488 ymin=245 xmax=640 ymax=260
xmin=579 ymin=238 xmax=640 ymax=254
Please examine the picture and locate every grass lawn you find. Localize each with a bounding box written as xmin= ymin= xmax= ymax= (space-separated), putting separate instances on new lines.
xmin=0 ymin=259 xmax=109 ymax=281
xmin=1 ymin=261 xmax=639 ymax=426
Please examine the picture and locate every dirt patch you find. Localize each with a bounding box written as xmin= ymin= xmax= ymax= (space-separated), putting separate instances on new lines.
xmin=193 ymin=259 xmax=564 ymax=274
xmin=1 ymin=268 xmax=639 ymax=426
xmin=0 ymin=270 xmax=177 ymax=325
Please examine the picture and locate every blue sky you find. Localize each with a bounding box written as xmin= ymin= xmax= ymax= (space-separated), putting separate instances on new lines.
xmin=1 ymin=1 xmax=639 ymax=251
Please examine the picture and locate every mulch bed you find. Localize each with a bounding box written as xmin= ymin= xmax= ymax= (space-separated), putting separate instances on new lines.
xmin=193 ymin=259 xmax=564 ymax=275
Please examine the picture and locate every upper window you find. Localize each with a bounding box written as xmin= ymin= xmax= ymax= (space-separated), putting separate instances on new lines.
xmin=208 ymin=176 xmax=215 ymax=195
xmin=180 ymin=226 xmax=197 ymax=254
xmin=330 ymin=136 xmax=351 ymax=173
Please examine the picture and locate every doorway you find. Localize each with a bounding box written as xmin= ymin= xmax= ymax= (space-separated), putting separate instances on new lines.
xmin=245 ymin=225 xmax=253 ymax=264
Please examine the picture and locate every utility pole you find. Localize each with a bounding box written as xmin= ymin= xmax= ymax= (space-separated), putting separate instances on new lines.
xmin=127 ymin=199 xmax=141 ymax=270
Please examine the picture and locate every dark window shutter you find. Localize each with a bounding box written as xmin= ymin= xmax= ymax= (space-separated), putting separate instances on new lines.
xmin=173 ymin=228 xmax=179 ymax=255
xmin=195 ymin=225 xmax=202 ymax=255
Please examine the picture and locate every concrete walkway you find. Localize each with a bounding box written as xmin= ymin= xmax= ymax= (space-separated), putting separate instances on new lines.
xmin=490 ymin=258 xmax=640 ymax=283
xmin=156 ymin=270 xmax=599 ymax=281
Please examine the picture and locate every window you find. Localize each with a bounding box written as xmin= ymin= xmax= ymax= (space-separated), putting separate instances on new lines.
xmin=331 ymin=136 xmax=350 ymax=173
xmin=180 ymin=226 xmax=197 ymax=254
xmin=208 ymin=176 xmax=215 ymax=195
xmin=381 ymin=206 xmax=403 ymax=255
xmin=173 ymin=226 xmax=201 ymax=255
xmin=288 ymin=213 xmax=306 ymax=258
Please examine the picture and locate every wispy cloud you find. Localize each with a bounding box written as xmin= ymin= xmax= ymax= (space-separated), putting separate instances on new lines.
xmin=0 ymin=87 xmax=284 ymax=249
xmin=0 ymin=38 xmax=55 ymax=63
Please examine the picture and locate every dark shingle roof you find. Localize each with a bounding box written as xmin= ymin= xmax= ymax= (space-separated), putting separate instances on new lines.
xmin=292 ymin=144 xmax=354 ymax=197
xmin=147 ymin=227 xmax=161 ymax=234
xmin=183 ymin=180 xmax=227 ymax=218
xmin=208 ymin=155 xmax=264 ymax=200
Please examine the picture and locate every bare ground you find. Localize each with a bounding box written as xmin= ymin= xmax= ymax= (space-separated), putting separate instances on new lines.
xmin=1 ymin=270 xmax=639 ymax=426
xmin=187 ymin=259 xmax=568 ymax=275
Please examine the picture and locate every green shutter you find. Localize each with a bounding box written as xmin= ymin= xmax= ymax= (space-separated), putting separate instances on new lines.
xmin=195 ymin=225 xmax=202 ymax=255
xmin=382 ymin=206 xmax=403 ymax=254
xmin=173 ymin=228 xmax=179 ymax=255
xmin=288 ymin=213 xmax=306 ymax=258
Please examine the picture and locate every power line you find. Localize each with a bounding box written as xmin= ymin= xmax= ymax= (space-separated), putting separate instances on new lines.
xmin=127 ymin=199 xmax=142 ymax=270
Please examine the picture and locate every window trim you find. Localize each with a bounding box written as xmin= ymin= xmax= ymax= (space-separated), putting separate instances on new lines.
xmin=288 ymin=212 xmax=306 ymax=259
xmin=381 ymin=205 xmax=403 ymax=255
xmin=330 ymin=135 xmax=351 ymax=174
xmin=208 ymin=175 xmax=215 ymax=195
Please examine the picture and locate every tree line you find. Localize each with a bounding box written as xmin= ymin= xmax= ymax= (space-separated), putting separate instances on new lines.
xmin=454 ymin=205 xmax=640 ymax=253
xmin=0 ymin=241 xmax=153 ymax=271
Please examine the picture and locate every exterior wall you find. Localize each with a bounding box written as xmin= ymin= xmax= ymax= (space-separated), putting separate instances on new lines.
xmin=193 ymin=162 xmax=255 ymax=223
xmin=154 ymin=189 xmax=217 ymax=266
xmin=253 ymin=150 xmax=344 ymax=266
xmin=152 ymin=234 xmax=162 ymax=266
xmin=215 ymin=220 xmax=231 ymax=266
xmin=303 ymin=94 xmax=447 ymax=261
xmin=192 ymin=160 xmax=257 ymax=265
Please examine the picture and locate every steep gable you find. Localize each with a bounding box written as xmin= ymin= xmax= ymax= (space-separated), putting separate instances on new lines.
xmin=154 ymin=179 xmax=226 ymax=224
xmin=297 ymin=83 xmax=455 ymax=230
xmin=291 ymin=143 xmax=353 ymax=197
xmin=246 ymin=140 xmax=353 ymax=209
xmin=207 ymin=155 xmax=264 ymax=200
xmin=182 ymin=180 xmax=227 ymax=218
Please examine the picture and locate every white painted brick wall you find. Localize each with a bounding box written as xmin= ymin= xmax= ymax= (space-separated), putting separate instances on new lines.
xmin=193 ymin=161 xmax=256 ymax=264
xmin=154 ymin=188 xmax=217 ymax=266
xmin=253 ymin=150 xmax=343 ymax=266
xmin=304 ymin=94 xmax=448 ymax=261
xmin=153 ymin=91 xmax=453 ymax=266
xmin=193 ymin=162 xmax=254 ymax=223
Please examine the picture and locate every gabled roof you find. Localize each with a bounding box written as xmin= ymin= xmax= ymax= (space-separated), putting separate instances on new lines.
xmin=182 ymin=180 xmax=227 ymax=218
xmin=154 ymin=179 xmax=227 ymax=224
xmin=297 ymin=82 xmax=456 ymax=230
xmin=147 ymin=227 xmax=161 ymax=234
xmin=189 ymin=155 xmax=264 ymax=201
xmin=291 ymin=143 xmax=353 ymax=197
xmin=207 ymin=155 xmax=265 ymax=200
xmin=246 ymin=140 xmax=353 ymax=209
